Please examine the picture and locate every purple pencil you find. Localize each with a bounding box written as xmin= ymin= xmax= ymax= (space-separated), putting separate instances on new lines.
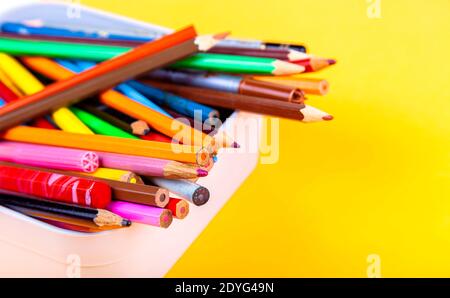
xmin=96 ymin=151 xmax=208 ymax=179
xmin=0 ymin=141 xmax=98 ymax=172
xmin=108 ymin=201 xmax=173 ymax=228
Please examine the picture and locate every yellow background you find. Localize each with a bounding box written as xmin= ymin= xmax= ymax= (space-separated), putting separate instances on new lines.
xmin=83 ymin=0 xmax=450 ymax=277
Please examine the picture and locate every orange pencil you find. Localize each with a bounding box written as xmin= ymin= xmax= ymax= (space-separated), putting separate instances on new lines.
xmin=21 ymin=57 xmax=217 ymax=151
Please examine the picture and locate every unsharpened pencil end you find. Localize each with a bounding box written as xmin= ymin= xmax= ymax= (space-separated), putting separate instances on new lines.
xmin=197 ymin=168 xmax=209 ymax=177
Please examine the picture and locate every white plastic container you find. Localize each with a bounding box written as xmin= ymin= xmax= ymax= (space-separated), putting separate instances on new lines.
xmin=0 ymin=1 xmax=262 ymax=277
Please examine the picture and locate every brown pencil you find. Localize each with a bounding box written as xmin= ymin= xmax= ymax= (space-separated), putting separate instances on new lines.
xmin=0 ymin=162 xmax=169 ymax=208
xmin=142 ymin=81 xmax=333 ymax=122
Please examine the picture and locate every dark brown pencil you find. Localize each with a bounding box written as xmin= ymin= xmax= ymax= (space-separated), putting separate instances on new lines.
xmin=0 ymin=189 xmax=131 ymax=230
xmin=0 ymin=162 xmax=169 ymax=207
xmin=141 ymin=81 xmax=333 ymax=122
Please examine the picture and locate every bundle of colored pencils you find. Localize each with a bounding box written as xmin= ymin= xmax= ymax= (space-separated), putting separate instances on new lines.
xmin=0 ymin=17 xmax=336 ymax=232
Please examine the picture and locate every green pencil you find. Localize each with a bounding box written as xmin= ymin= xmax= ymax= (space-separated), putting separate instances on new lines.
xmin=0 ymin=37 xmax=304 ymax=75
xmin=69 ymin=107 xmax=139 ymax=139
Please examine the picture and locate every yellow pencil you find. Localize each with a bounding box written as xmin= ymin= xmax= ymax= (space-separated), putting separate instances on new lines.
xmin=0 ymin=53 xmax=93 ymax=135
xmin=72 ymin=168 xmax=143 ymax=184
xmin=0 ymin=67 xmax=23 ymax=97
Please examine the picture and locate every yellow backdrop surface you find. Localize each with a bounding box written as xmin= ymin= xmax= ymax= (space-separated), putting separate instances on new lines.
xmin=83 ymin=0 xmax=450 ymax=277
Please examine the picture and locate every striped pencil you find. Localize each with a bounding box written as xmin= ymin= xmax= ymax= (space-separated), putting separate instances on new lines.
xmin=0 ymin=163 xmax=111 ymax=208
xmin=0 ymin=141 xmax=99 ymax=172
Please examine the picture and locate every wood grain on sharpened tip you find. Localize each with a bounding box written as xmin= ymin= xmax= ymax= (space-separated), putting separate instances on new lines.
xmin=252 ymin=76 xmax=330 ymax=96
xmin=143 ymin=81 xmax=333 ymax=122
xmin=1 ymin=126 xmax=211 ymax=166
xmin=0 ymin=162 xmax=169 ymax=208
xmin=0 ymin=26 xmax=198 ymax=131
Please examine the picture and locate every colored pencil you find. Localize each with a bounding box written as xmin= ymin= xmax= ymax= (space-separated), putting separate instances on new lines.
xmin=140 ymin=132 xmax=173 ymax=143
xmin=73 ymin=168 xmax=143 ymax=184
xmin=0 ymin=35 xmax=301 ymax=74
xmin=30 ymin=117 xmax=58 ymax=130
xmin=0 ymin=141 xmax=99 ymax=173
xmin=96 ymin=151 xmax=208 ymax=179
xmin=0 ymin=67 xmax=23 ymax=97
xmin=61 ymin=59 xmax=172 ymax=117
xmin=0 ymin=189 xmax=131 ymax=230
xmin=0 ymin=26 xmax=206 ymax=132
xmin=166 ymin=198 xmax=190 ymax=219
xmin=293 ymin=58 xmax=336 ymax=72
xmin=108 ymin=201 xmax=173 ymax=228
xmin=0 ymin=53 xmax=93 ymax=134
xmin=0 ymin=80 xmax=19 ymax=102
xmin=148 ymin=177 xmax=210 ymax=206
xmin=171 ymin=53 xmax=304 ymax=75
xmin=76 ymin=102 xmax=150 ymax=136
xmin=1 ymin=126 xmax=211 ymax=166
xmin=164 ymin=107 xmax=239 ymax=148
xmin=0 ymin=161 xmax=169 ymax=208
xmin=127 ymin=80 xmax=220 ymax=121
xmin=145 ymin=81 xmax=334 ymax=122
xmin=208 ymin=46 xmax=309 ymax=61
xmin=69 ymin=107 xmax=139 ymax=139
xmin=252 ymin=76 xmax=330 ymax=96
xmin=146 ymin=70 xmax=305 ymax=103
xmin=0 ymin=98 xmax=5 ymax=108
xmin=21 ymin=56 xmax=218 ymax=150
xmin=0 ymin=163 xmax=111 ymax=208
xmin=0 ymin=22 xmax=306 ymax=52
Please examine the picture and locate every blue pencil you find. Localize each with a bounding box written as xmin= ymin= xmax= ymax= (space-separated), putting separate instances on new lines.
xmin=128 ymin=80 xmax=219 ymax=122
xmin=1 ymin=22 xmax=154 ymax=42
xmin=56 ymin=59 xmax=170 ymax=117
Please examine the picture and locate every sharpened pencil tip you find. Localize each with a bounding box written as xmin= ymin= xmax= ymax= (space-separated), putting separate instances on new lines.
xmin=212 ymin=155 xmax=218 ymax=162
xmin=323 ymin=115 xmax=334 ymax=121
xmin=214 ymin=31 xmax=231 ymax=40
xmin=121 ymin=219 xmax=132 ymax=227
xmin=231 ymin=141 xmax=240 ymax=148
xmin=328 ymin=59 xmax=337 ymax=65
xmin=197 ymin=169 xmax=209 ymax=177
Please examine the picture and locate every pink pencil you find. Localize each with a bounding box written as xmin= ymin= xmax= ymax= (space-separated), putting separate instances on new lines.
xmin=107 ymin=201 xmax=173 ymax=228
xmin=96 ymin=151 xmax=207 ymax=179
xmin=0 ymin=141 xmax=99 ymax=172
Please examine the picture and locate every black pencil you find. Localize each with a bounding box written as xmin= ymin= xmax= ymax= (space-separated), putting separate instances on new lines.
xmin=0 ymin=190 xmax=132 ymax=230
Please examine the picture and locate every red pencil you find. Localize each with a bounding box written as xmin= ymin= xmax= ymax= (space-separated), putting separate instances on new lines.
xmin=293 ymin=58 xmax=336 ymax=72
xmin=0 ymin=80 xmax=19 ymax=102
xmin=0 ymin=163 xmax=111 ymax=208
